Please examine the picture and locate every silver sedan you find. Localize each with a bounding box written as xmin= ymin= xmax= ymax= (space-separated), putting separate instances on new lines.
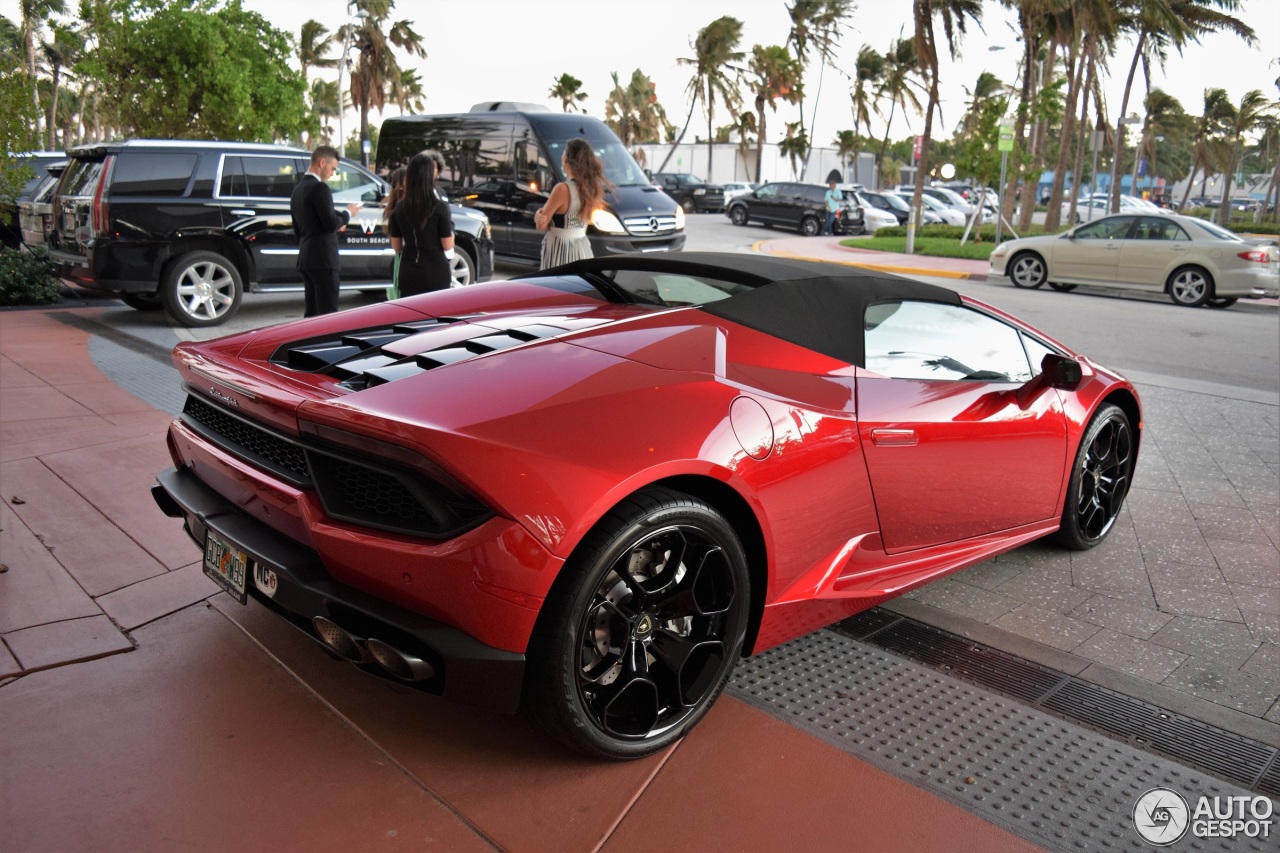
xmin=988 ymin=213 xmax=1280 ymax=307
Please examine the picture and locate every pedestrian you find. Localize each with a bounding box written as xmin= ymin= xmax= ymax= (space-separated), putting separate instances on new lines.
xmin=386 ymin=152 xmax=455 ymax=296
xmin=382 ymin=166 xmax=407 ymax=300
xmin=533 ymin=138 xmax=606 ymax=269
xmin=291 ymin=145 xmax=363 ymax=317
xmin=823 ymin=179 xmax=842 ymax=236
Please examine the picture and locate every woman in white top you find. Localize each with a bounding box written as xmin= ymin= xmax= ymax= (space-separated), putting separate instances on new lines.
xmin=533 ymin=138 xmax=607 ymax=269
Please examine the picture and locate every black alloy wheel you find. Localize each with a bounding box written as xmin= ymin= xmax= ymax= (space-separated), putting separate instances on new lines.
xmin=1008 ymin=252 xmax=1048 ymax=289
xmin=729 ymin=205 xmax=748 ymax=226
xmin=526 ymin=488 xmax=749 ymax=760
xmin=800 ymin=216 xmax=821 ymax=237
xmin=1052 ymin=403 xmax=1133 ymax=550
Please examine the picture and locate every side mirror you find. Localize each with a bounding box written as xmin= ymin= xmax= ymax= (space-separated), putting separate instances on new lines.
xmin=1015 ymin=354 xmax=1082 ymax=409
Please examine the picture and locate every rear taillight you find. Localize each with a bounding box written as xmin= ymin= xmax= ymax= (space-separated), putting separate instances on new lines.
xmin=1236 ymin=248 xmax=1274 ymax=263
xmin=90 ymin=156 xmax=114 ymax=236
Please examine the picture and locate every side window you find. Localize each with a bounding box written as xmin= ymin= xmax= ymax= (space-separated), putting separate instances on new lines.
xmin=328 ymin=162 xmax=382 ymax=202
xmin=1075 ymin=216 xmax=1135 ymax=240
xmin=1138 ymin=217 xmax=1189 ymax=241
xmin=224 ymin=155 xmax=299 ymax=199
xmin=515 ymin=136 xmax=553 ymax=190
xmin=754 ymin=184 xmax=779 ymax=200
xmin=1021 ymin=334 xmax=1060 ymax=377
xmin=110 ymin=152 xmax=198 ymax=197
xmin=864 ymin=300 xmax=1034 ymax=383
xmin=802 ymin=186 xmax=827 ymax=204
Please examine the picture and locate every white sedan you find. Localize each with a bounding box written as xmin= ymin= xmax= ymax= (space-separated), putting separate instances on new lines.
xmin=989 ymin=213 xmax=1280 ymax=307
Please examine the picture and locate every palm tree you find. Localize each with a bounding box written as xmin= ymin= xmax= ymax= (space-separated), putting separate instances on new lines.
xmin=390 ymin=69 xmax=425 ymax=115
xmin=603 ymin=69 xmax=673 ymax=148
xmin=746 ymin=43 xmax=803 ymax=183
xmin=1129 ymin=88 xmax=1183 ymax=197
xmin=1109 ymin=0 xmax=1255 ymax=213
xmin=549 ymin=73 xmax=588 ymax=113
xmin=19 ymin=0 xmax=66 ymax=135
xmin=40 ymin=21 xmax=81 ymax=149
xmin=874 ymin=36 xmax=926 ymax=188
xmin=1178 ymin=88 xmax=1233 ymax=209
xmin=850 ymin=45 xmax=883 ymax=141
xmin=1216 ymin=89 xmax=1272 ymax=224
xmin=786 ymin=0 xmax=855 ymax=178
xmin=309 ymin=78 xmax=340 ymax=145
xmin=908 ymin=0 xmax=983 ymax=254
xmin=657 ymin=15 xmax=744 ymax=176
xmin=778 ymin=120 xmax=808 ymax=178
xmin=298 ymin=20 xmax=337 ymax=81
xmin=343 ymin=0 xmax=426 ymax=166
xmin=1045 ymin=0 xmax=1118 ymax=230
xmin=833 ymin=129 xmax=859 ymax=182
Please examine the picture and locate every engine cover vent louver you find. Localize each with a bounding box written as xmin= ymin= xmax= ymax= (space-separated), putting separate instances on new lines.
xmin=269 ymin=316 xmax=563 ymax=392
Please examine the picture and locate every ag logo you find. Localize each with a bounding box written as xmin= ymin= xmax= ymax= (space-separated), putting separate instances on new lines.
xmin=1133 ymin=787 xmax=1190 ymax=845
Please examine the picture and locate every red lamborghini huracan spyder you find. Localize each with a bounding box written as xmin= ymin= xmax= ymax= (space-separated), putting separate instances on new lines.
xmin=153 ymin=253 xmax=1140 ymax=759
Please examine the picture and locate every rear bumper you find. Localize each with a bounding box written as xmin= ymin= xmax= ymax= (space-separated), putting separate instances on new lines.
xmin=152 ymin=465 xmax=526 ymax=714
xmin=48 ymin=244 xmax=157 ymax=293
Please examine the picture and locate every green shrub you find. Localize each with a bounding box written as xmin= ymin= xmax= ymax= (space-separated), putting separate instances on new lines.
xmin=0 ymin=246 xmax=62 ymax=306
xmin=1230 ymin=222 xmax=1280 ymax=236
xmin=871 ymin=223 xmax=1059 ymax=241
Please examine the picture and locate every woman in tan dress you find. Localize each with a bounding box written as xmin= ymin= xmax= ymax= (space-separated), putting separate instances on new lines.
xmin=533 ymin=138 xmax=607 ymax=269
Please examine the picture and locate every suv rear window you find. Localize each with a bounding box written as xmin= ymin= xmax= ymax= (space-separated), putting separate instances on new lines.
xmin=59 ymin=158 xmax=107 ymax=197
xmin=110 ymin=152 xmax=198 ymax=196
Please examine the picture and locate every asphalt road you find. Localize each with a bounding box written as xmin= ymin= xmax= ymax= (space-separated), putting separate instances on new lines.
xmin=88 ymin=211 xmax=1279 ymax=397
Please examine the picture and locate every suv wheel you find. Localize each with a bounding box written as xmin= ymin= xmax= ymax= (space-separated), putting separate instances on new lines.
xmin=680 ymin=197 xmax=696 ymax=214
xmin=161 ymin=251 xmax=243 ymax=327
xmin=728 ymin=205 xmax=748 ymax=226
xmin=800 ymin=216 xmax=821 ymax=237
xmin=449 ymin=246 xmax=476 ymax=287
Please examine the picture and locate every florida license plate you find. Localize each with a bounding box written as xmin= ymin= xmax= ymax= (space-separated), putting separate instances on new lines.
xmin=204 ymin=529 xmax=249 ymax=604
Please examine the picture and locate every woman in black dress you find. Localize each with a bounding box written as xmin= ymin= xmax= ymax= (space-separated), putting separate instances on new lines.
xmin=387 ymin=153 xmax=454 ymax=295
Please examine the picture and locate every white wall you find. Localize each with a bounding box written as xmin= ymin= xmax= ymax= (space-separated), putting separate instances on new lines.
xmin=632 ymin=142 xmax=859 ymax=186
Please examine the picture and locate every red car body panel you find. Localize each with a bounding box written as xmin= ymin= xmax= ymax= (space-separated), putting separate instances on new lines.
xmin=157 ymin=254 xmax=1140 ymax=711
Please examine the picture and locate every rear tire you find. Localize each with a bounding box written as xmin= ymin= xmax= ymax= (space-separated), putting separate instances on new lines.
xmin=800 ymin=216 xmax=821 ymax=237
xmin=728 ymin=205 xmax=748 ymax=226
xmin=524 ymin=488 xmax=750 ymax=760
xmin=1048 ymin=281 xmax=1078 ymax=292
xmin=1206 ymin=297 xmax=1236 ymax=309
xmin=161 ymin=251 xmax=243 ymax=327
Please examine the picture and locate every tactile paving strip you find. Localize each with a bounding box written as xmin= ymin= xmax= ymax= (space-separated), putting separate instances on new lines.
xmin=728 ymin=630 xmax=1275 ymax=853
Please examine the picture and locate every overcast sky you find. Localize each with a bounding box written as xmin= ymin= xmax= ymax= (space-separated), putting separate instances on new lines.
xmin=7 ymin=0 xmax=1278 ymax=149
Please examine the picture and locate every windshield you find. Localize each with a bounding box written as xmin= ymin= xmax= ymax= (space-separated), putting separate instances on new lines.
xmin=878 ymin=193 xmax=910 ymax=212
xmin=545 ymin=138 xmax=649 ymax=187
xmin=916 ymin=194 xmax=945 ymax=211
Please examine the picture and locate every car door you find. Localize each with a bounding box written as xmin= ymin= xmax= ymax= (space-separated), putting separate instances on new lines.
xmin=217 ymin=153 xmax=306 ymax=286
xmin=774 ymin=183 xmax=806 ymax=228
xmin=856 ymin=299 xmax=1069 ymax=553
xmin=1052 ymin=215 xmax=1136 ymax=283
xmin=327 ymin=160 xmax=392 ymax=285
xmin=745 ymin=183 xmax=781 ymax=224
xmin=1117 ymin=216 xmax=1192 ymax=288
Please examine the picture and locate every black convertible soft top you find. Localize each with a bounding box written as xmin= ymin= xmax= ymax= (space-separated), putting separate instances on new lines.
xmin=537 ymin=252 xmax=962 ymax=367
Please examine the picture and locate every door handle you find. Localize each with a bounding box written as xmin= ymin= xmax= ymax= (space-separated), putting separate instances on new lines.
xmin=871 ymin=428 xmax=918 ymax=446
xmin=230 ymin=209 xmax=256 ymax=216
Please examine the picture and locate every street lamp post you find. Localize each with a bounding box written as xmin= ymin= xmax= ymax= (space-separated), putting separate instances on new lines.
xmin=1106 ymin=112 xmax=1144 ymax=212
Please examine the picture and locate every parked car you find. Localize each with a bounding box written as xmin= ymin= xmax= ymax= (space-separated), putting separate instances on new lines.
xmin=720 ymin=181 xmax=758 ymax=205
xmin=861 ymin=190 xmax=942 ymax=226
xmin=18 ymin=160 xmax=67 ymax=248
xmin=920 ymin=185 xmax=974 ymax=215
xmin=989 ymin=212 xmax=1280 ymax=306
xmin=379 ymin=106 xmax=684 ymax=261
xmin=886 ymin=191 xmax=945 ymax=225
xmin=726 ymin=181 xmax=864 ymax=235
xmin=152 ymin=251 xmax=1141 ymax=759
xmin=2 ymin=151 xmax=64 ymax=248
xmin=653 ymin=172 xmax=726 ymax=213
xmin=907 ymin=191 xmax=966 ymax=226
xmin=45 ymin=139 xmax=494 ymax=327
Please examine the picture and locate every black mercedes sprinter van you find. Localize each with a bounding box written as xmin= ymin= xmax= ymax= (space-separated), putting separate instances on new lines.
xmin=378 ymin=103 xmax=685 ymax=263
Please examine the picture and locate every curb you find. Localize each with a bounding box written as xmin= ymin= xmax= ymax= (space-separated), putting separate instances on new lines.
xmin=751 ymin=239 xmax=989 ymax=281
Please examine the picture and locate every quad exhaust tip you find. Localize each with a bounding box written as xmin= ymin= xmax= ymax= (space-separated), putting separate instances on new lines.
xmin=365 ymin=638 xmax=435 ymax=682
xmin=311 ymin=616 xmax=435 ymax=681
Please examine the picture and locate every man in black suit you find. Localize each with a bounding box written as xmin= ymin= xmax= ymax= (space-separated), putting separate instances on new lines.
xmin=291 ymin=145 xmax=363 ymax=316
